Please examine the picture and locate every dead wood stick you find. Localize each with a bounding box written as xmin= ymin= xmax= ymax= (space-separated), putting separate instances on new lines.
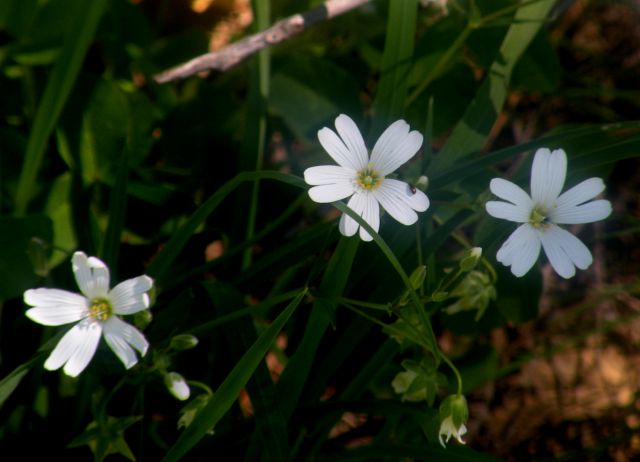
xmin=153 ymin=0 xmax=372 ymax=84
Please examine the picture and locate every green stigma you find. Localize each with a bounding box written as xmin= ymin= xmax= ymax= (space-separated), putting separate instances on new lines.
xmin=529 ymin=207 xmax=549 ymax=229
xmin=356 ymin=166 xmax=383 ymax=191
xmin=89 ymin=298 xmax=112 ymax=321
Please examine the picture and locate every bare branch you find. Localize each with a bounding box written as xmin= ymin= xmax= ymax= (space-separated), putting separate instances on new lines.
xmin=153 ymin=0 xmax=372 ymax=84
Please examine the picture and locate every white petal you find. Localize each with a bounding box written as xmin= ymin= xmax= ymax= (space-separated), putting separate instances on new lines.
xmin=103 ymin=316 xmax=149 ymax=360
xmin=24 ymin=289 xmax=87 ymax=326
xmin=304 ymin=165 xmax=356 ymax=186
xmin=44 ymin=318 xmax=102 ymax=377
xmin=72 ymin=251 xmax=110 ymax=299
xmin=530 ymin=148 xmax=566 ymax=208
xmin=539 ymin=225 xmax=577 ymax=278
xmin=496 ymin=224 xmax=541 ymax=277
xmin=334 ymin=114 xmax=369 ymax=170
xmin=373 ymin=179 xmax=424 ymax=225
xmin=485 ymin=201 xmax=530 ymax=223
xmin=358 ymin=194 xmax=380 ymax=241
xmin=542 ymin=225 xmax=593 ymax=277
xmin=555 ymin=178 xmax=605 ymax=209
xmin=407 ymin=188 xmax=429 ymax=212
xmin=308 ymin=182 xmax=355 ymax=203
xmin=339 ymin=192 xmax=367 ymax=237
xmin=318 ymin=124 xmax=363 ymax=171
xmin=110 ymin=275 xmax=153 ymax=315
xmin=489 ymin=178 xmax=533 ymax=209
xmin=550 ymin=199 xmax=612 ymax=224
xmin=370 ymin=121 xmax=423 ymax=176
xmin=370 ymin=120 xmax=409 ymax=170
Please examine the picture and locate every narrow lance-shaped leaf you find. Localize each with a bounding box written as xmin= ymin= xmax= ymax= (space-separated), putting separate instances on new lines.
xmin=428 ymin=0 xmax=556 ymax=174
xmin=14 ymin=0 xmax=108 ymax=215
xmin=371 ymin=0 xmax=418 ymax=134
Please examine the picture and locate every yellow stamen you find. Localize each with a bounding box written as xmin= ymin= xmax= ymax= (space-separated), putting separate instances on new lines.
xmin=529 ymin=207 xmax=550 ymax=229
xmin=356 ymin=165 xmax=383 ymax=191
xmin=89 ymin=298 xmax=112 ymax=321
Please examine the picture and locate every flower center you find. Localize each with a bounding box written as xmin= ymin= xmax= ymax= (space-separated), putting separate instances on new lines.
xmin=529 ymin=206 xmax=550 ymax=229
xmin=89 ymin=298 xmax=112 ymax=321
xmin=356 ymin=165 xmax=383 ymax=191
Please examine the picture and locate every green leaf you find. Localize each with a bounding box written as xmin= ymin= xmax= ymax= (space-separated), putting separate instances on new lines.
xmin=0 ymin=356 xmax=41 ymax=409
xmin=15 ymin=0 xmax=108 ymax=214
xmin=428 ymin=0 xmax=556 ymax=174
xmin=269 ymin=56 xmax=360 ymax=140
xmin=371 ymin=0 xmax=417 ymax=132
xmin=161 ymin=289 xmax=307 ymax=462
xmin=79 ymin=79 xmax=130 ymax=185
xmin=0 ymin=215 xmax=53 ymax=299
xmin=68 ymin=415 xmax=142 ymax=462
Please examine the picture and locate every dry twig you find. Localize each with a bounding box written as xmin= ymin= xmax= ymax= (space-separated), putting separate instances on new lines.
xmin=154 ymin=0 xmax=372 ymax=84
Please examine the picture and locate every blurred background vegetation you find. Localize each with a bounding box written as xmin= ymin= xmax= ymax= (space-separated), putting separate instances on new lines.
xmin=1 ymin=0 xmax=640 ymax=460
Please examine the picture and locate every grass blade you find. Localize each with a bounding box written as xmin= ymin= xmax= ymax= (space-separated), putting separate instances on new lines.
xmin=14 ymin=0 xmax=108 ymax=215
xmin=371 ymin=0 xmax=417 ymax=133
xmin=428 ymin=0 xmax=555 ymax=174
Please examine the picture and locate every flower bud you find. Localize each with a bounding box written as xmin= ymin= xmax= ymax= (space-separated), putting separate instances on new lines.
xmin=415 ymin=175 xmax=429 ymax=191
xmin=170 ymin=334 xmax=199 ymax=351
xmin=165 ymin=372 xmax=190 ymax=401
xmin=409 ymin=265 xmax=427 ymax=291
xmin=459 ymin=247 xmax=482 ymax=272
xmin=27 ymin=237 xmax=49 ymax=277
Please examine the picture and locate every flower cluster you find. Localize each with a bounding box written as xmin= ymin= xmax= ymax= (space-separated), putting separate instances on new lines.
xmin=304 ymin=115 xmax=611 ymax=280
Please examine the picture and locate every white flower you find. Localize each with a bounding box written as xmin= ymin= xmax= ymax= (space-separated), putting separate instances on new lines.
xmin=24 ymin=251 xmax=153 ymax=377
xmin=439 ymin=415 xmax=467 ymax=447
xmin=486 ymin=148 xmax=612 ymax=278
xmin=304 ymin=114 xmax=430 ymax=241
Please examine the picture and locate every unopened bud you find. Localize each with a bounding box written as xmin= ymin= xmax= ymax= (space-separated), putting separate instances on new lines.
xmin=409 ymin=265 xmax=427 ymax=291
xmin=165 ymin=372 xmax=190 ymax=401
xmin=170 ymin=334 xmax=199 ymax=351
xmin=459 ymin=247 xmax=482 ymax=272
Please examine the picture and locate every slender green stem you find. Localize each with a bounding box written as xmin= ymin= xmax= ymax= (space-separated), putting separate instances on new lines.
xmin=339 ymin=297 xmax=391 ymax=311
xmin=242 ymin=0 xmax=271 ymax=270
xmin=440 ymin=352 xmax=463 ymax=395
xmin=187 ymin=380 xmax=214 ymax=397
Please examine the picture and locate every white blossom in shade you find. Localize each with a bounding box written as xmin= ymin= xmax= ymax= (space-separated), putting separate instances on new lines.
xmin=24 ymin=251 xmax=154 ymax=377
xmin=485 ymin=148 xmax=612 ymax=279
xmin=304 ymin=114 xmax=430 ymax=241
xmin=438 ymin=415 xmax=467 ymax=448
